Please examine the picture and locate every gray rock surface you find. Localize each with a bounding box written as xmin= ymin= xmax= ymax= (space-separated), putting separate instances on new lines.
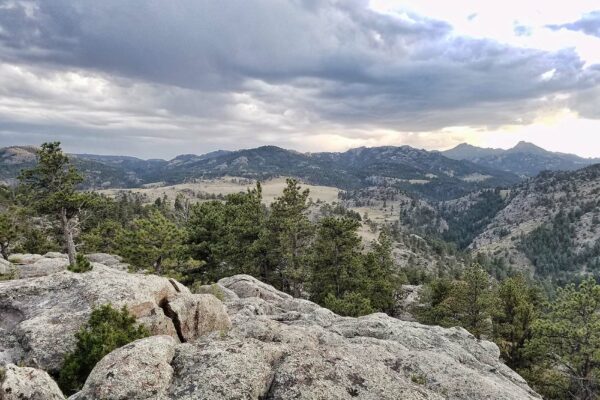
xmin=0 ymin=364 xmax=65 ymax=400
xmin=13 ymin=257 xmax=70 ymax=279
xmin=72 ymin=274 xmax=542 ymax=400
xmin=394 ymin=284 xmax=423 ymax=322
xmin=0 ymin=254 xmax=228 ymax=372
xmin=163 ymin=293 xmax=232 ymax=342
xmin=85 ymin=253 xmax=129 ymax=271
xmin=1 ymin=256 xmax=542 ymax=399
xmin=0 ymin=258 xmax=12 ymax=276
xmin=70 ymin=336 xmax=175 ymax=400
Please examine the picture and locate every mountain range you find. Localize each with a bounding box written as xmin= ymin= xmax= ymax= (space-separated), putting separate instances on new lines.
xmin=2 ymin=141 xmax=599 ymax=201
xmin=442 ymin=141 xmax=600 ymax=177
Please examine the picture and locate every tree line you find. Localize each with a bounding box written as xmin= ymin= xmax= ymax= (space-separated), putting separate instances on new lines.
xmin=0 ymin=142 xmax=401 ymax=317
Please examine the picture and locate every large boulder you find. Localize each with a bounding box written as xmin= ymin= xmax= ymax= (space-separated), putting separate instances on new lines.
xmin=162 ymin=293 xmax=232 ymax=342
xmin=70 ymin=336 xmax=176 ymax=400
xmin=0 ymin=255 xmax=229 ymax=372
xmin=0 ymin=364 xmax=65 ymax=400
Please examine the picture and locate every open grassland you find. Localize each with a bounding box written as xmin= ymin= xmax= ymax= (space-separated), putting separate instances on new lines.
xmin=99 ymin=177 xmax=341 ymax=205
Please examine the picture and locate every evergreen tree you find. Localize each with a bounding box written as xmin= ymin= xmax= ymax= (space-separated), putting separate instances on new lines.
xmin=362 ymin=230 xmax=401 ymax=314
xmin=262 ymin=179 xmax=314 ymax=295
xmin=492 ymin=274 xmax=541 ymax=370
xmin=417 ymin=264 xmax=493 ymax=339
xmin=186 ymin=184 xmax=265 ymax=282
xmin=451 ymin=264 xmax=494 ymax=339
xmin=119 ymin=210 xmax=184 ymax=274
xmin=18 ymin=142 xmax=91 ymax=265
xmin=310 ymin=216 xmax=367 ymax=314
xmin=526 ymin=278 xmax=600 ymax=400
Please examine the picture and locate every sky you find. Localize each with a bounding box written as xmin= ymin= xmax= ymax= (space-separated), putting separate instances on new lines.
xmin=0 ymin=0 xmax=599 ymax=159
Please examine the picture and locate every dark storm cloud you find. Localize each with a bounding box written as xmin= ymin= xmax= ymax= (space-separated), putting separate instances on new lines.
xmin=548 ymin=11 xmax=600 ymax=38
xmin=0 ymin=0 xmax=599 ymax=156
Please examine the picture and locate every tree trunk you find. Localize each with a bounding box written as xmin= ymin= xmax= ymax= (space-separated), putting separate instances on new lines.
xmin=61 ymin=208 xmax=77 ymax=266
xmin=0 ymin=242 xmax=8 ymax=260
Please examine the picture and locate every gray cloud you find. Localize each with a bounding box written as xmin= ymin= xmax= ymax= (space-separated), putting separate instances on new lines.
xmin=0 ymin=0 xmax=599 ymax=157
xmin=548 ymin=11 xmax=600 ymax=37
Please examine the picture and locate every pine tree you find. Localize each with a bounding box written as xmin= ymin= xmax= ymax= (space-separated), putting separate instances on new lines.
xmin=262 ymin=178 xmax=314 ymax=295
xmin=362 ymin=230 xmax=401 ymax=314
xmin=186 ymin=184 xmax=265 ymax=282
xmin=453 ymin=263 xmax=494 ymax=339
xmin=526 ymin=278 xmax=600 ymax=400
xmin=18 ymin=142 xmax=91 ymax=265
xmin=492 ymin=274 xmax=541 ymax=370
xmin=58 ymin=305 xmax=149 ymax=395
xmin=119 ymin=210 xmax=184 ymax=274
xmin=309 ymin=217 xmax=365 ymax=311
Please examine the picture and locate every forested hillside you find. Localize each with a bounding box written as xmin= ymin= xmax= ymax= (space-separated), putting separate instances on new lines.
xmin=1 ymin=144 xmax=521 ymax=200
xmin=471 ymin=165 xmax=600 ymax=284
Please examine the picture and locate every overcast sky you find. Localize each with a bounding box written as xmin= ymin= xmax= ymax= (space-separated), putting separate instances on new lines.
xmin=0 ymin=0 xmax=599 ymax=159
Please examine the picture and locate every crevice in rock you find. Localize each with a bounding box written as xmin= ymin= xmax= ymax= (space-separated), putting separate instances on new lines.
xmin=159 ymin=298 xmax=186 ymax=343
xmin=259 ymin=353 xmax=289 ymax=400
xmin=168 ymin=279 xmax=181 ymax=293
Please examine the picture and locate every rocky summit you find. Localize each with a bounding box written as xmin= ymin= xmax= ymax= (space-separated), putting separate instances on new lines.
xmin=0 ymin=254 xmax=541 ymax=399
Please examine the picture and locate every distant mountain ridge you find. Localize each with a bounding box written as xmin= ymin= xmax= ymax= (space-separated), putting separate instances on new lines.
xmin=443 ymin=141 xmax=600 ymax=177
xmin=0 ymin=144 xmax=520 ymax=200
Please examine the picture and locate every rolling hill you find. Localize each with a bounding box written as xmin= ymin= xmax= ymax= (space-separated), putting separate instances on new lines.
xmin=0 ymin=145 xmax=521 ymax=200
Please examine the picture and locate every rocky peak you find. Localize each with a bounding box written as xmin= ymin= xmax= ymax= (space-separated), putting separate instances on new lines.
xmin=0 ymin=254 xmax=541 ymax=399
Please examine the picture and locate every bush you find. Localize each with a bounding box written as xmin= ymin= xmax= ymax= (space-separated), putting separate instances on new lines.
xmin=68 ymin=254 xmax=92 ymax=273
xmin=323 ymin=292 xmax=374 ymax=317
xmin=57 ymin=304 xmax=149 ymax=394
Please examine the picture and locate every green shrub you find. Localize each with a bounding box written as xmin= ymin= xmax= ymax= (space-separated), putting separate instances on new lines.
xmin=68 ymin=254 xmax=92 ymax=273
xmin=323 ymin=292 xmax=374 ymax=317
xmin=57 ymin=304 xmax=149 ymax=395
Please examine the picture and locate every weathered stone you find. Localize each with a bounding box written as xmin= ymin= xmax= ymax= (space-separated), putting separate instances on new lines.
xmin=8 ymin=253 xmax=43 ymax=264
xmin=1 ymin=259 xmax=543 ymax=399
xmin=219 ymin=274 xmax=293 ymax=302
xmin=193 ymin=283 xmax=239 ymax=302
xmin=14 ymin=257 xmax=69 ymax=279
xmin=85 ymin=254 xmax=129 ymax=271
xmin=70 ymin=336 xmax=175 ymax=400
xmin=0 ymin=261 xmax=188 ymax=371
xmin=163 ymin=293 xmax=231 ymax=342
xmin=43 ymin=252 xmax=68 ymax=259
xmin=394 ymin=285 xmax=422 ymax=322
xmin=0 ymin=364 xmax=65 ymax=400
xmin=168 ymin=338 xmax=284 ymax=400
xmin=0 ymin=258 xmax=12 ymax=276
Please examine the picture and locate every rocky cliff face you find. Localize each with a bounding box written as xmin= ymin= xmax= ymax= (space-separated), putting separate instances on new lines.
xmin=0 ymin=254 xmax=541 ymax=399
